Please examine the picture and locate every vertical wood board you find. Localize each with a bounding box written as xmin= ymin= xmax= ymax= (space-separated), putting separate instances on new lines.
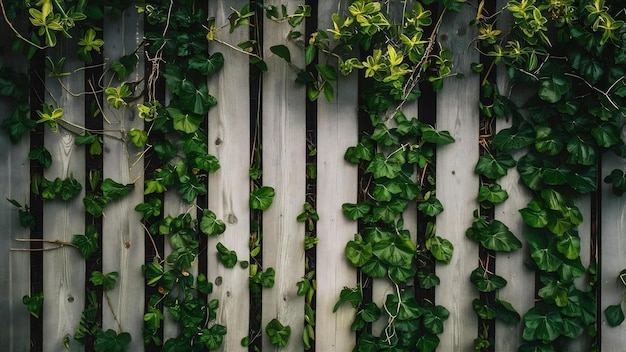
xmin=315 ymin=68 xmax=359 ymax=351
xmin=101 ymin=9 xmax=145 ymax=349
xmin=0 ymin=38 xmax=31 ymax=351
xmin=434 ymin=6 xmax=479 ymax=351
xmin=600 ymin=153 xmax=626 ymax=350
xmin=206 ymin=1 xmax=251 ymax=350
xmin=261 ymin=0 xmax=306 ymax=350
xmin=43 ymin=44 xmax=86 ymax=352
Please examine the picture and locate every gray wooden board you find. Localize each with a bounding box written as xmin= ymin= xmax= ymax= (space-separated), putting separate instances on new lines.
xmin=315 ymin=74 xmax=359 ymax=350
xmin=43 ymin=43 xmax=86 ymax=352
xmin=0 ymin=34 xmax=31 ymax=351
xmin=206 ymin=1 xmax=251 ymax=350
xmin=600 ymin=152 xmax=626 ymax=350
xmin=101 ymin=9 xmax=145 ymax=350
xmin=435 ymin=5 xmax=479 ymax=351
xmin=261 ymin=1 xmax=306 ymax=350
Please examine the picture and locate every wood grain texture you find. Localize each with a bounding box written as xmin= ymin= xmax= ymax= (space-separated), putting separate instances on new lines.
xmin=434 ymin=5 xmax=479 ymax=351
xmin=261 ymin=1 xmax=306 ymax=350
xmin=43 ymin=44 xmax=86 ymax=352
xmin=101 ymin=9 xmax=145 ymax=350
xmin=0 ymin=33 xmax=30 ymax=350
xmin=206 ymin=1 xmax=251 ymax=350
xmin=315 ymin=42 xmax=359 ymax=352
xmin=600 ymin=152 xmax=626 ymax=350
xmin=493 ymin=52 xmax=536 ymax=350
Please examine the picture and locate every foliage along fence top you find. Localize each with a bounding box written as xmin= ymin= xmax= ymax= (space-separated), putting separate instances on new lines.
xmin=1 ymin=0 xmax=626 ymax=351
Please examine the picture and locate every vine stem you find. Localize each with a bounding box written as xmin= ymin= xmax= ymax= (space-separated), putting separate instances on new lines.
xmin=0 ymin=0 xmax=48 ymax=50
xmin=564 ymin=72 xmax=622 ymax=112
xmin=11 ymin=238 xmax=78 ymax=251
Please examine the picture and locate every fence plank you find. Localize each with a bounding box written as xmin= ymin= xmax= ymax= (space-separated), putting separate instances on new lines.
xmin=262 ymin=1 xmax=306 ymax=350
xmin=43 ymin=44 xmax=86 ymax=352
xmin=0 ymin=38 xmax=30 ymax=350
xmin=315 ymin=61 xmax=359 ymax=352
xmin=600 ymin=153 xmax=626 ymax=350
xmin=206 ymin=1 xmax=251 ymax=350
xmin=493 ymin=72 xmax=536 ymax=349
xmin=101 ymin=10 xmax=145 ymax=350
xmin=435 ymin=6 xmax=479 ymax=351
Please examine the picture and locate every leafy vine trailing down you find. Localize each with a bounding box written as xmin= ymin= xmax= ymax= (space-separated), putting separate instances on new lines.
xmin=0 ymin=0 xmax=316 ymax=351
xmin=469 ymin=0 xmax=626 ymax=351
xmin=273 ymin=0 xmax=465 ymax=351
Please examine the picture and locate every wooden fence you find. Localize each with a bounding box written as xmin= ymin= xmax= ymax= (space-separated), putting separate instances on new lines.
xmin=1 ymin=1 xmax=626 ymax=351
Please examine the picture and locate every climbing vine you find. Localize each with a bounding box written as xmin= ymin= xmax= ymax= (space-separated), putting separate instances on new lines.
xmin=470 ymin=0 xmax=626 ymax=350
xmin=4 ymin=0 xmax=626 ymax=351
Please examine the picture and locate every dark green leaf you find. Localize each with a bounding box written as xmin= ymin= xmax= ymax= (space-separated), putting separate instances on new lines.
xmin=345 ymin=240 xmax=373 ymax=267
xmin=250 ymin=186 xmax=275 ymax=210
xmin=200 ymin=209 xmax=226 ymax=236
xmin=266 ymin=318 xmax=291 ymax=347
xmin=94 ymin=329 xmax=131 ymax=352
xmin=522 ymin=305 xmax=563 ymax=341
xmin=475 ymin=153 xmax=516 ymax=179
xmin=101 ymin=178 xmax=134 ymax=201
xmin=477 ymin=183 xmax=509 ymax=204
xmin=216 ymin=242 xmax=237 ymax=268
xmin=470 ymin=267 xmax=507 ymax=292
xmin=425 ymin=235 xmax=453 ymax=263
xmin=270 ymin=45 xmax=291 ymax=63
xmin=605 ymin=304 xmax=625 ymax=327
xmin=342 ymin=202 xmax=371 ymax=220
xmin=28 ymin=146 xmax=52 ymax=168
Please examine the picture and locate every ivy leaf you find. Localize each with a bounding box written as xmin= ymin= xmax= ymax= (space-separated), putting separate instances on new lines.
xmin=520 ymin=199 xmax=549 ymax=228
xmin=470 ymin=267 xmax=507 ymax=292
xmin=605 ymin=304 xmax=625 ymax=327
xmin=250 ymin=186 xmax=275 ymax=210
xmin=180 ymin=80 xmax=216 ymax=116
xmin=28 ymin=146 xmax=52 ymax=168
xmin=416 ymin=334 xmax=440 ymax=352
xmin=200 ymin=324 xmax=227 ymax=350
xmin=477 ymin=184 xmax=508 ymax=204
xmin=565 ymin=167 xmax=597 ymax=193
xmin=566 ymin=137 xmax=595 ymax=165
xmin=365 ymin=153 xmax=404 ymax=179
xmin=493 ymin=299 xmax=521 ymax=324
xmin=134 ymin=198 xmax=162 ymax=220
xmin=128 ymin=129 xmax=147 ymax=147
xmin=472 ymin=298 xmax=496 ymax=320
xmin=22 ymin=292 xmax=44 ymax=318
xmin=167 ymin=107 xmax=202 ymax=134
xmin=342 ymin=202 xmax=371 ymax=220
xmin=72 ymin=225 xmax=99 ymax=259
xmin=522 ymin=305 xmax=563 ymax=341
xmin=101 ymin=178 xmax=134 ymax=201
xmin=200 ymin=210 xmax=226 ymax=236
xmin=345 ymin=240 xmax=373 ymax=267
xmin=270 ymin=45 xmax=291 ymax=63
xmin=385 ymin=289 xmax=424 ymax=320
xmin=418 ymin=196 xmax=444 ymax=217
xmin=480 ymin=220 xmax=522 ymax=252
xmin=422 ymin=305 xmax=449 ymax=334
xmin=525 ymin=231 xmax=562 ymax=272
xmin=372 ymin=182 xmax=402 ymax=202
xmin=425 ymin=236 xmax=453 ymax=264
xmin=188 ymin=52 xmax=224 ymax=76
xmin=372 ymin=198 xmax=408 ymax=223
xmin=361 ymin=258 xmax=387 ymax=278
xmin=372 ymin=235 xmax=416 ymax=267
xmin=420 ymin=125 xmax=455 ymax=145
xmin=333 ymin=286 xmax=362 ymax=312
xmin=94 ymin=329 xmax=131 ymax=352
xmin=591 ymin=123 xmax=621 ymax=148
xmin=542 ymin=163 xmax=570 ymax=186
xmin=475 ymin=153 xmax=516 ymax=179
xmin=90 ymin=271 xmax=119 ymax=291
xmin=216 ymin=242 xmax=237 ymax=268
xmin=537 ymin=75 xmax=571 ymax=103
xmin=266 ymin=318 xmax=291 ymax=347
xmin=417 ymin=271 xmax=440 ymax=289
xmin=492 ymin=123 xmax=534 ymax=152
xmin=604 ymin=169 xmax=626 ymax=196
xmin=517 ymin=154 xmax=543 ymax=190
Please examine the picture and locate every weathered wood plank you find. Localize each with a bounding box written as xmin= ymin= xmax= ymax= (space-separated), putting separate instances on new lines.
xmin=101 ymin=9 xmax=145 ymax=350
xmin=206 ymin=1 xmax=251 ymax=350
xmin=261 ymin=0 xmax=306 ymax=350
xmin=435 ymin=5 xmax=479 ymax=351
xmin=600 ymin=153 xmax=626 ymax=350
xmin=315 ymin=18 xmax=359 ymax=349
xmin=43 ymin=43 xmax=86 ymax=352
xmin=493 ymin=59 xmax=535 ymax=350
xmin=0 ymin=35 xmax=31 ymax=350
